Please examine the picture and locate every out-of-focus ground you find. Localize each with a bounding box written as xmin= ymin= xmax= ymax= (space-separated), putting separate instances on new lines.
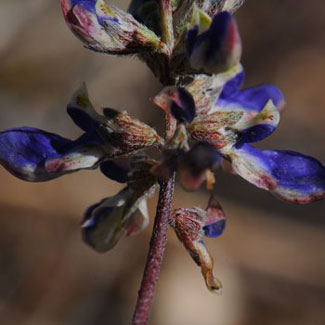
xmin=0 ymin=1 xmax=324 ymax=324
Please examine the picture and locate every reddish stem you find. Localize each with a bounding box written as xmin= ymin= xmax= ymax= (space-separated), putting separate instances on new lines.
xmin=132 ymin=174 xmax=175 ymax=324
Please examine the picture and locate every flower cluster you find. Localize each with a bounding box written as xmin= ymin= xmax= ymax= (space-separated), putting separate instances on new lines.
xmin=0 ymin=0 xmax=324 ymax=293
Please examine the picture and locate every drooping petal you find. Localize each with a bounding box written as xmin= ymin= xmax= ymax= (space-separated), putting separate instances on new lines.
xmin=125 ymin=198 xmax=149 ymax=236
xmin=170 ymin=207 xmax=222 ymax=293
xmin=82 ymin=157 xmax=157 ymax=252
xmin=81 ymin=188 xmax=129 ymax=252
xmin=61 ymin=0 xmax=163 ymax=55
xmin=229 ymin=144 xmax=325 ymax=203
xmin=187 ymin=11 xmax=241 ymax=74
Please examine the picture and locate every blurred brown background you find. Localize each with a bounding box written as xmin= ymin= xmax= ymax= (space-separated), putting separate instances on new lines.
xmin=0 ymin=1 xmax=324 ymax=324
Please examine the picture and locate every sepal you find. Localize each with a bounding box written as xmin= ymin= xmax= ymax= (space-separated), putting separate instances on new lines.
xmin=99 ymin=108 xmax=164 ymax=154
xmin=188 ymin=110 xmax=243 ymax=149
xmin=186 ymin=64 xmax=243 ymax=116
xmin=197 ymin=0 xmax=245 ymax=16
xmin=128 ymin=0 xmax=161 ymax=35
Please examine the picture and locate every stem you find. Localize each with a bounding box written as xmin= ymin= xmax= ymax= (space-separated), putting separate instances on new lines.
xmin=159 ymin=0 xmax=174 ymax=55
xmin=132 ymin=174 xmax=175 ymax=325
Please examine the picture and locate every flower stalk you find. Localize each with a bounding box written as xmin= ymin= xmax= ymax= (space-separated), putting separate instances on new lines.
xmin=132 ymin=173 xmax=175 ymax=324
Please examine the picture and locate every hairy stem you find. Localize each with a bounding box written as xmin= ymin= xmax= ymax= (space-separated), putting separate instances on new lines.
xmin=132 ymin=174 xmax=176 ymax=324
xmin=159 ymin=0 xmax=174 ymax=55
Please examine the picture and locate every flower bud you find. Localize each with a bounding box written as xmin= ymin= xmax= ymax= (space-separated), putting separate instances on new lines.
xmin=99 ymin=108 xmax=164 ymax=154
xmin=187 ymin=11 xmax=242 ymax=74
xmin=61 ymin=0 xmax=162 ymax=55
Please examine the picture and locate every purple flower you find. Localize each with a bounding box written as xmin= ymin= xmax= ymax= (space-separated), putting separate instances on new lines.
xmin=185 ymin=67 xmax=324 ymax=203
xmin=0 ymin=85 xmax=162 ymax=183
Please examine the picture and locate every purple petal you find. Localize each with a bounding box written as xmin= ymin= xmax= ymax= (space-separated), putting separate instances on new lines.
xmin=186 ymin=24 xmax=199 ymax=57
xmin=188 ymin=11 xmax=241 ymax=74
xmin=219 ymin=84 xmax=284 ymax=113
xmin=235 ymin=84 xmax=284 ymax=112
xmin=70 ymin=0 xmax=96 ymax=12
xmin=0 ymin=127 xmax=104 ymax=181
xmin=231 ymin=144 xmax=325 ymax=203
xmin=203 ymin=220 xmax=226 ymax=237
xmin=100 ymin=159 xmax=130 ymax=183
xmin=203 ymin=194 xmax=226 ymax=238
xmin=82 ymin=183 xmax=153 ymax=252
xmin=81 ymin=192 xmax=127 ymax=253
xmin=0 ymin=127 xmax=71 ymax=181
xmin=67 ymin=106 xmax=98 ymax=132
xmin=66 ymin=84 xmax=104 ymax=132
xmin=236 ymin=124 xmax=277 ymax=147
xmin=170 ymin=88 xmax=196 ymax=124
xmin=68 ymin=0 xmax=118 ymax=25
xmin=219 ymin=69 xmax=245 ymax=98
xmin=263 ymin=150 xmax=325 ymax=201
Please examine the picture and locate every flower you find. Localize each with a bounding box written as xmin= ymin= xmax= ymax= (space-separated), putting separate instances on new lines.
xmin=164 ymin=66 xmax=325 ymax=203
xmin=61 ymin=0 xmax=163 ymax=54
xmin=169 ymin=194 xmax=226 ymax=293
xmin=0 ymin=85 xmax=161 ymax=251
xmin=0 ymin=84 xmax=162 ymax=183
